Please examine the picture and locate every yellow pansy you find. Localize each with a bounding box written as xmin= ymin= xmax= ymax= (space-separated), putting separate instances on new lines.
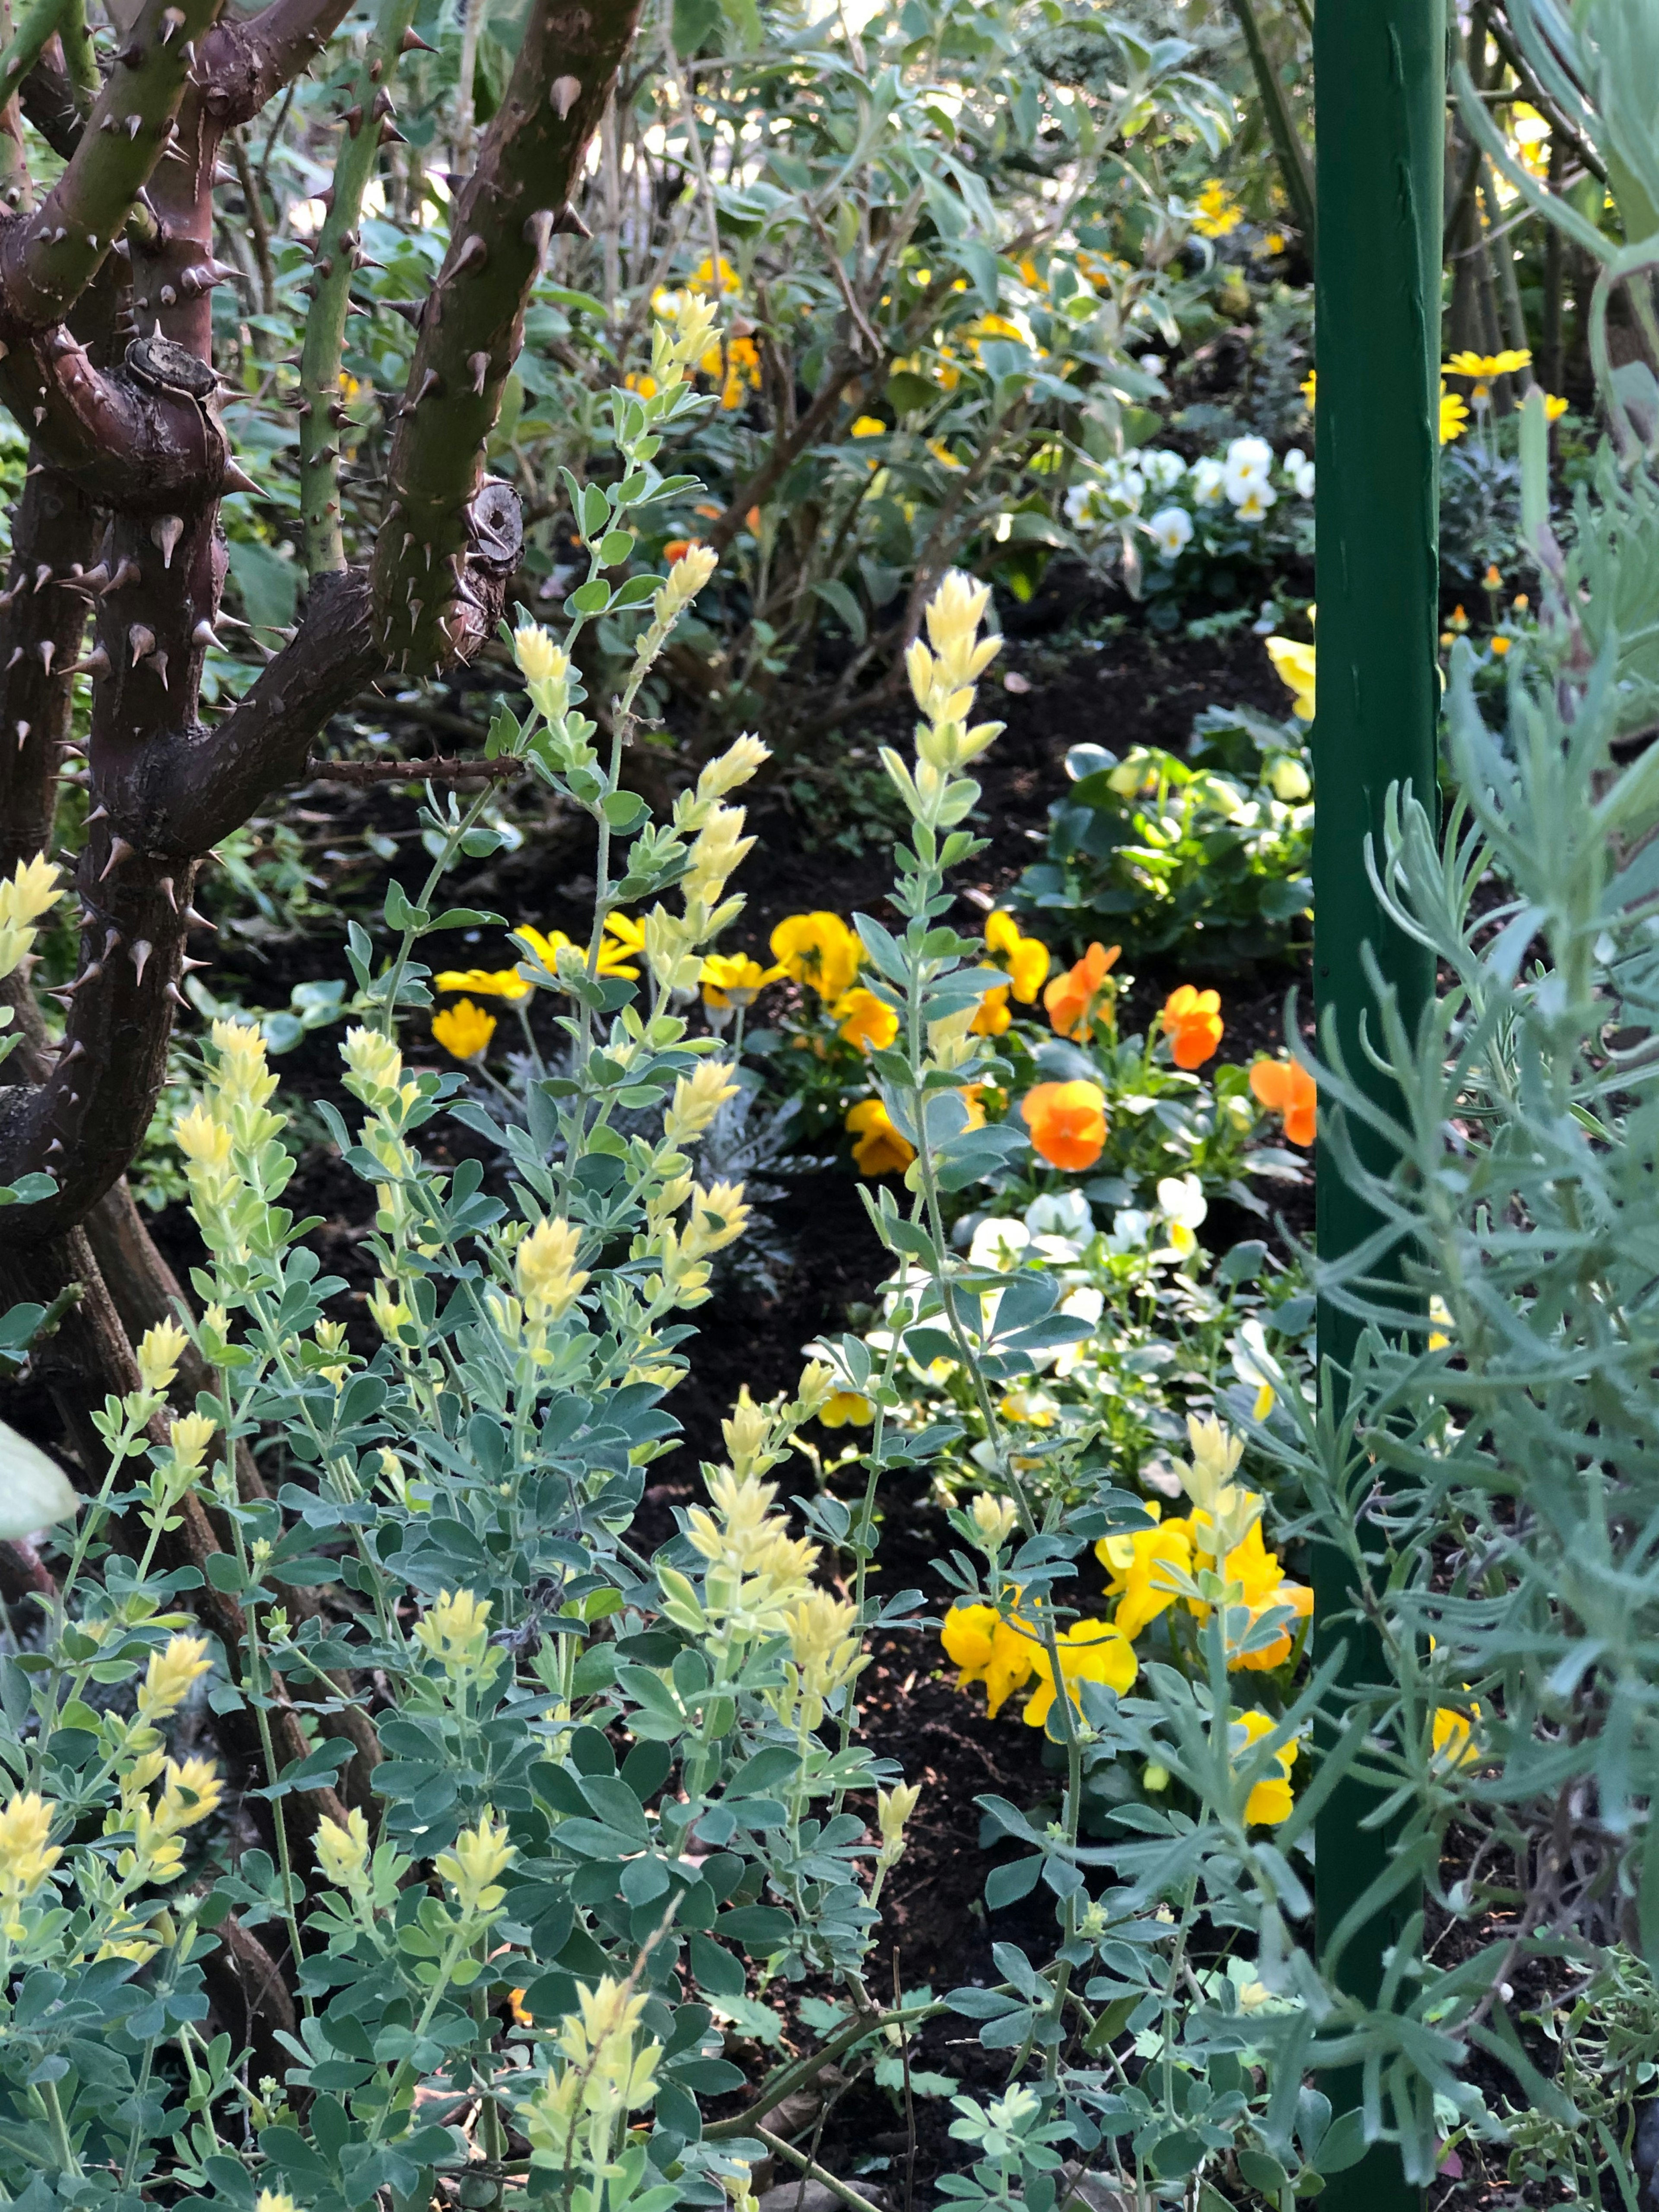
xmin=435 ymin=966 xmax=532 ymax=1002
xmin=1097 ymin=1507 xmax=1194 ymax=1640
xmin=1231 ymin=1708 xmax=1299 ymax=1824
xmin=432 ymin=999 xmax=496 ymax=1062
xmin=1023 ymin=1619 xmax=1138 ymax=1728
xmin=1266 ymin=636 xmax=1316 ymax=722
xmin=771 ymin=912 xmax=862 ymax=1001
xmin=985 ymin=909 xmax=1050 ymax=1003
xmin=941 ymin=1598 xmax=1039 ymax=1718
xmin=702 ymin=952 xmax=783 ymax=1011
xmin=834 ymin=986 xmax=899 ymax=1054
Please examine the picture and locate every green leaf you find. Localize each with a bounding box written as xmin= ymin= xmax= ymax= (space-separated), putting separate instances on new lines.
xmin=226 ymin=537 xmax=299 ymax=635
xmin=569 ymin=578 xmax=612 ymax=616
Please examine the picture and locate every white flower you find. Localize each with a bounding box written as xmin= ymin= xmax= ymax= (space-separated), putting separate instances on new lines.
xmin=1063 ymin=481 xmax=1103 ymax=530
xmin=1141 ymin=448 xmax=1188 ymax=493
xmin=0 ymin=1421 xmax=78 ymax=1538
xmin=1054 ymin=1284 xmax=1106 ymax=1378
xmin=1157 ymin=1173 xmax=1208 ymax=1259
xmin=969 ymin=1216 xmax=1032 ymax=1271
xmin=1190 ymin=456 xmax=1227 ymax=507
xmin=1024 ymin=1190 xmax=1092 ymax=1239
xmin=1224 ymin=435 xmax=1274 ymax=486
xmin=1147 ymin=505 xmax=1195 ymax=560
xmin=1138 ymin=353 xmax=1166 ymax=377
xmin=1098 ymin=459 xmax=1145 ymax=515
xmin=1282 ymin=446 xmax=1315 ymax=497
xmin=1227 ymin=476 xmax=1278 ymax=522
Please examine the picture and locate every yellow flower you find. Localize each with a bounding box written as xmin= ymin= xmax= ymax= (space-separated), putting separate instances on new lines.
xmin=1439 ymin=381 xmax=1469 ymax=445
xmin=0 ymin=853 xmax=61 ymax=934
xmin=1544 ymin=391 xmax=1569 ymax=422
xmin=156 ymin=1754 xmax=223 ymax=1834
xmin=1443 ymin=348 xmax=1531 ymax=382
xmin=1192 ymin=179 xmax=1243 ymax=238
xmin=513 ymin=919 xmax=640 ymax=985
xmin=818 ymin=1390 xmax=873 ymax=1428
xmin=770 ymin=912 xmax=862 ymax=1000
xmin=136 ymin=1319 xmax=190 ymax=1395
xmin=985 ymin=909 xmax=1049 ymax=1002
xmin=0 ymin=1791 xmax=60 ymax=1929
xmin=941 ymin=1599 xmax=1038 ymax=1719
xmin=845 ymin=1097 xmax=914 ymax=1176
xmin=701 ymin=953 xmax=782 ymax=1010
xmin=257 ymin=2191 xmax=299 ymax=2212
xmin=168 ymin=1411 xmax=218 ymax=1473
xmin=174 ymin=1103 xmax=233 ymax=1169
xmin=834 ymin=986 xmax=899 ymax=1054
xmin=432 ymin=998 xmax=496 ymax=1061
xmin=971 ymin=985 xmax=1012 ymax=1036
xmin=414 ymin=1589 xmax=493 ymax=1673
xmin=1023 ymin=1618 xmax=1138 ymax=1728
xmin=1196 ymin=1519 xmax=1313 ymax=1671
xmin=435 ymin=966 xmax=532 ymax=1001
xmin=1432 ymin=1704 xmax=1481 ymax=1768
xmin=435 ymin=1813 xmax=515 ymax=1917
xmin=850 ymin=415 xmax=887 ymax=437
xmin=1266 ymin=636 xmax=1316 ymax=722
xmin=316 ymin=1805 xmax=372 ymax=1888
xmin=1300 ymin=369 xmax=1316 ymax=409
xmin=693 ymin=252 xmax=741 ymax=295
xmin=1098 ymin=1511 xmax=1194 ymax=1640
xmin=969 ymin=1493 xmax=1018 ymax=1552
xmin=137 ymin=1634 xmax=211 ymax=1726
xmin=516 ymin=1217 xmax=588 ymax=1324
xmin=1230 ymin=1709 xmax=1299 ymax=1825
xmin=664 ymin=1057 xmax=740 ymax=1146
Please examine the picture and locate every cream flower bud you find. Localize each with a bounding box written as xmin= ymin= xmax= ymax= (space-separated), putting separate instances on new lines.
xmin=168 ymin=1411 xmax=218 ymax=1474
xmin=682 ymin=1180 xmax=750 ymax=1260
xmin=315 ymin=1805 xmax=372 ymax=1889
xmin=793 ymin=1360 xmax=839 ymax=1417
xmin=435 ymin=1812 xmax=515 ymax=1917
xmin=136 ymin=1319 xmax=190 ymax=1395
xmin=876 ymin=1780 xmax=921 ymax=1864
xmin=137 ymin=1634 xmax=211 ymax=1725
xmin=721 ymin=1388 xmax=774 ymax=1477
xmin=174 ymin=1103 xmax=233 ymax=1169
xmin=210 ymin=1019 xmax=277 ymax=1111
xmin=968 ymin=1492 xmax=1019 ymax=1553
xmin=661 ymin=543 xmax=718 ymax=613
xmin=696 ymin=733 xmax=770 ymax=801
xmin=513 ymin=623 xmax=565 ymax=685
xmin=664 ymin=1058 xmax=740 ymax=1147
xmin=342 ymin=1025 xmax=404 ymax=1105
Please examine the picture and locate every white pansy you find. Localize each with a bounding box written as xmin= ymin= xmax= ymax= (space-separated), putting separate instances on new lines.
xmin=1282 ymin=446 xmax=1315 ymax=497
xmin=1063 ymin=481 xmax=1099 ymax=527
xmin=1148 ymin=506 xmax=1195 ymax=560
xmin=1224 ymin=434 xmax=1274 ymax=485
xmin=1227 ymin=477 xmax=1278 ymax=522
xmin=1054 ymin=1283 xmax=1106 ymax=1378
xmin=1140 ymin=448 xmax=1188 ymax=493
xmin=1190 ymin=457 xmax=1227 ymax=507
xmin=0 ymin=1421 xmax=79 ymax=1538
xmin=1024 ymin=1190 xmax=1092 ymax=1239
xmin=969 ymin=1216 xmax=1032 ymax=1270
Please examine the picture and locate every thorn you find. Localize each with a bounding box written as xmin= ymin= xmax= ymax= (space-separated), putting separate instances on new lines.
xmin=99 ymin=838 xmax=133 ymax=880
xmin=152 ymin=514 xmax=183 ymax=567
xmin=127 ymin=625 xmax=156 ymax=666
xmin=32 ymin=408 xmax=44 ymax=426
xmin=160 ymin=6 xmax=184 ymax=36
xmin=379 ymin=119 xmax=406 ymax=145
xmin=12 ymin=721 xmax=26 ymax=751
xmin=100 ymin=113 xmax=117 ymax=132
xmin=372 ymin=86 xmax=394 ymax=118
xmin=159 ymin=877 xmax=176 ymax=912
xmin=381 ymin=298 xmax=422 ymax=325
xmin=62 ymin=961 xmax=101 ymax=993
xmin=221 ymin=461 xmax=260 ymax=494
xmin=414 ymin=368 xmax=439 ymax=404
xmin=71 ymin=647 xmax=110 ymax=678
xmin=453 ymin=233 xmax=487 ymax=276
xmin=85 ymin=804 xmax=107 ymax=823
xmin=35 ymin=641 xmax=52 ymax=674
xmin=153 ymin=651 xmax=169 ymax=690
xmin=126 ymin=113 xmax=141 ymax=139
xmin=401 ymin=533 xmax=415 ymax=555
xmin=551 ymin=74 xmax=582 ymax=117
xmin=165 ymin=980 xmax=188 ymax=1006
xmin=400 ymin=25 xmax=435 ymax=48
xmin=159 ymin=284 xmax=177 ymax=307
xmin=180 ymin=955 xmax=210 ymax=973
xmin=183 ymin=904 xmax=214 ymax=931
xmin=57 ymin=1039 xmax=83 ymax=1068
xmin=191 ymin=620 xmax=219 ymax=648
xmin=103 ymin=558 xmax=141 ymax=594
xmin=102 ymin=928 xmax=121 ymax=960
xmin=3 ymin=649 xmax=19 ymax=671
xmin=313 ymin=254 xmax=332 ymax=280
xmin=468 ymin=350 xmax=489 ymax=396
xmin=71 ymin=564 xmax=109 ymax=594
xmin=130 ymin=938 xmax=151 ymax=982
xmin=32 ymin=564 xmax=51 ymax=592
xmin=44 ymin=1139 xmax=62 ymax=1159
xmin=343 ymin=102 xmax=363 ymax=133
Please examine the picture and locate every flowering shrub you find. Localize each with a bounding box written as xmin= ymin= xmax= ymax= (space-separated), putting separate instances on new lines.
xmin=1015 ymin=683 xmax=1313 ymax=963
xmin=1065 ymin=433 xmax=1315 ymax=624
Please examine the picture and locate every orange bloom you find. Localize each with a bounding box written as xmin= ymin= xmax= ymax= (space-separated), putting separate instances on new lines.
xmin=1249 ymin=1056 xmax=1316 ymax=1147
xmin=1162 ymin=985 xmax=1223 ymax=1069
xmin=662 ymin=537 xmax=701 ymax=563
xmin=971 ymin=984 xmax=1013 ymax=1035
xmin=1043 ymin=942 xmax=1120 ymax=1040
xmin=1021 ymin=1080 xmax=1107 ymax=1171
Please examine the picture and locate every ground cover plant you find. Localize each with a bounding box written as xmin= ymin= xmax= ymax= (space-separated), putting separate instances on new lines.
xmin=0 ymin=0 xmax=1654 ymax=2209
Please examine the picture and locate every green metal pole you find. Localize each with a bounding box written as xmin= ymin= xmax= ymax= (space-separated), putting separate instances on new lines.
xmin=1312 ymin=0 xmax=1442 ymax=2205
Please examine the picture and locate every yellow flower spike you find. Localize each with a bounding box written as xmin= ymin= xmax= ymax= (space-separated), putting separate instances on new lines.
xmin=210 ymin=1018 xmax=278 ymax=1111
xmin=0 ymin=1790 xmax=61 ymax=1928
xmin=341 ymin=1025 xmax=405 ymax=1103
xmin=315 ymin=1805 xmax=372 ymax=1888
xmin=515 ymin=1216 xmax=589 ymax=1325
xmin=135 ymin=1318 xmax=190 ymax=1395
xmin=834 ymin=986 xmax=899 ymax=1054
xmin=168 ymin=1411 xmax=219 ymax=1475
xmin=174 ymin=1103 xmax=234 ymax=1170
xmin=156 ymin=1755 xmax=223 ymax=1834
xmin=1192 ymin=179 xmax=1243 ymax=238
xmin=782 ymin=1589 xmax=866 ymax=1705
xmin=136 ymin=1634 xmax=211 ymax=1726
xmin=1023 ymin=1618 xmax=1138 ymax=1728
xmin=432 ymin=998 xmax=497 ymax=1062
xmin=0 ymin=853 xmax=61 ymax=933
xmin=876 ymin=1781 xmax=921 ymax=1870
xmin=968 ymin=1493 xmax=1019 ymax=1552
xmin=435 ymin=1812 xmax=515 ymax=1917
xmin=414 ymin=1588 xmax=493 ymax=1673
xmin=683 ymin=1180 xmax=750 ymax=1260
xmin=664 ymin=1057 xmax=741 ymax=1147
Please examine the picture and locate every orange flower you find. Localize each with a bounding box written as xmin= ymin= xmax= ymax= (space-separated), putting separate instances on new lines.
xmin=1021 ymin=1080 xmax=1107 ymax=1171
xmin=1162 ymin=985 xmax=1223 ymax=1069
xmin=845 ymin=1098 xmax=915 ymax=1175
xmin=971 ymin=984 xmax=1013 ymax=1035
xmin=662 ymin=537 xmax=701 ymax=563
xmin=1249 ymin=1056 xmax=1316 ymax=1147
xmin=834 ymin=987 xmax=899 ymax=1053
xmin=1043 ymin=941 xmax=1120 ymax=1040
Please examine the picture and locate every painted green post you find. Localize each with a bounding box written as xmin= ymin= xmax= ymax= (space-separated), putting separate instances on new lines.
xmin=1311 ymin=0 xmax=1442 ymax=2205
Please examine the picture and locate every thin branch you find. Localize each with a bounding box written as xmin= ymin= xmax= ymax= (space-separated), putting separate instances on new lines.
xmin=302 ymin=752 xmax=520 ymax=782
xmin=0 ymin=0 xmax=222 ymax=331
xmin=369 ymin=0 xmax=649 ymax=669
